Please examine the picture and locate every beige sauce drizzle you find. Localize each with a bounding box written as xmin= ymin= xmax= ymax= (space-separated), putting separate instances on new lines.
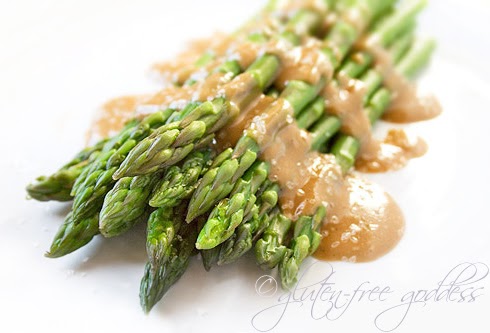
xmin=356 ymin=129 xmax=428 ymax=173
xmin=322 ymin=71 xmax=433 ymax=174
xmin=277 ymin=0 xmax=329 ymax=14
xmin=88 ymin=67 xmax=258 ymax=143
xmin=274 ymin=37 xmax=333 ymax=89
xmin=135 ymin=70 xmax=251 ymax=117
xmin=215 ymin=95 xmax=275 ymax=150
xmin=314 ymin=176 xmax=405 ymax=262
xmin=87 ymin=95 xmax=149 ymax=144
xmin=365 ymin=41 xmax=442 ymax=123
xmin=151 ymin=33 xmax=231 ymax=84
xmin=384 ymin=88 xmax=442 ymax=123
xmin=138 ymin=86 xmax=193 ymax=112
xmin=323 ymin=74 xmax=374 ymax=155
xmin=151 ymin=12 xmax=286 ymax=83
xmin=227 ymin=39 xmax=264 ymax=70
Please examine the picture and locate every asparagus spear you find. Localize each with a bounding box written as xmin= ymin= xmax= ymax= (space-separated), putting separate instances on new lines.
xmin=98 ymin=174 xmax=158 ymax=238
xmin=46 ymin=110 xmax=174 ymax=257
xmin=98 ymin=62 xmax=242 ymax=239
xmin=26 ymin=138 xmax=108 ymax=202
xmin=46 ymin=212 xmax=99 ymax=258
xmin=70 ymin=120 xmax=141 ymax=196
xmin=27 ymin=158 xmax=92 ymax=202
xmin=113 ymin=54 xmax=281 ymax=179
xmin=195 ymin=161 xmax=270 ymax=249
xmin=201 ymin=247 xmax=221 ymax=272
xmin=72 ymin=111 xmax=174 ymax=219
xmin=149 ymin=149 xmax=213 ymax=209
xmin=140 ymin=205 xmax=197 ymax=313
xmin=279 ymin=207 xmax=325 ymax=288
xmin=217 ymin=182 xmax=280 ymax=265
xmin=186 ymin=79 xmax=324 ymax=222
xmin=321 ymin=0 xmax=397 ymax=69
xmin=146 ymin=205 xmax=184 ymax=268
xmin=255 ymin=211 xmax=292 ymax=270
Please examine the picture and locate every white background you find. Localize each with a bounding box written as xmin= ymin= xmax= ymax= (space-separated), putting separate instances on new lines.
xmin=0 ymin=1 xmax=489 ymax=332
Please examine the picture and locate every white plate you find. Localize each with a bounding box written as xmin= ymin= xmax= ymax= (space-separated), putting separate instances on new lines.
xmin=1 ymin=1 xmax=489 ymax=332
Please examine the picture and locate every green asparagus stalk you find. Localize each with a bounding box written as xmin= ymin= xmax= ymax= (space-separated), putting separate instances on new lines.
xmin=98 ymin=174 xmax=158 ymax=238
xmin=255 ymin=211 xmax=292 ymax=270
xmin=70 ymin=120 xmax=141 ymax=196
xmin=149 ymin=149 xmax=213 ymax=208
xmin=146 ymin=205 xmax=184 ymax=267
xmin=140 ymin=206 xmax=181 ymax=311
xmin=113 ymin=54 xmax=281 ymax=179
xmin=72 ymin=111 xmax=174 ymax=220
xmin=217 ymin=182 xmax=280 ymax=265
xmin=27 ymin=157 xmax=92 ymax=202
xmin=26 ymin=138 xmax=108 ymax=202
xmin=201 ymin=247 xmax=220 ymax=272
xmin=321 ymin=0 xmax=397 ymax=69
xmin=249 ymin=183 xmax=281 ymax=241
xmin=98 ymin=61 xmax=242 ymax=239
xmin=195 ymin=161 xmax=270 ymax=249
xmin=279 ymin=207 xmax=325 ymax=289
xmin=46 ymin=212 xmax=99 ymax=258
xmin=46 ymin=110 xmax=174 ymax=258
xmin=140 ymin=206 xmax=197 ymax=313
xmin=186 ymin=79 xmax=324 ymax=222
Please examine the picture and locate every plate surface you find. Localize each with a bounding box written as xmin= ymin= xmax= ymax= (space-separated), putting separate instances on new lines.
xmin=1 ymin=1 xmax=489 ymax=332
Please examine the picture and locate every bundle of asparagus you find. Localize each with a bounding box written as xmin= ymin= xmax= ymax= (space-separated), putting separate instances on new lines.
xmin=27 ymin=0 xmax=436 ymax=312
